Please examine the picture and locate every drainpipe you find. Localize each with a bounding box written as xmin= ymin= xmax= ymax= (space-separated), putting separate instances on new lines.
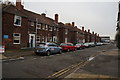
xmin=36 ymin=18 xmax=38 ymax=47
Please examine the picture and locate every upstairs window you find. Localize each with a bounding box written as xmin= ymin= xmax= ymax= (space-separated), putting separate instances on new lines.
xmin=13 ymin=33 xmax=21 ymax=44
xmin=37 ymin=23 xmax=41 ymax=29
xmin=54 ymin=27 xmax=57 ymax=31
xmin=49 ymin=26 xmax=52 ymax=31
xmin=14 ymin=15 xmax=21 ymax=26
xmin=31 ymin=22 xmax=34 ymax=26
xmin=45 ymin=25 xmax=48 ymax=30
xmin=65 ymin=29 xmax=68 ymax=35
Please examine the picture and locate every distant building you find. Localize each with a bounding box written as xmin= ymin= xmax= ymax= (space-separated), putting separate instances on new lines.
xmin=100 ymin=36 xmax=110 ymax=43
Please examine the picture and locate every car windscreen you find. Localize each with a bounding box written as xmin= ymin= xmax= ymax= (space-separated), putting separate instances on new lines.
xmin=60 ymin=43 xmax=67 ymax=46
xmin=38 ymin=43 xmax=46 ymax=48
xmin=67 ymin=43 xmax=73 ymax=46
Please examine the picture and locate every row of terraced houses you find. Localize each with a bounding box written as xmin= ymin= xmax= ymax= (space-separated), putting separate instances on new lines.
xmin=2 ymin=0 xmax=101 ymax=49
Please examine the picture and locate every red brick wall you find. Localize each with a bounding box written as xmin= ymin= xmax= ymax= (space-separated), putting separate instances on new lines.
xmin=2 ymin=12 xmax=28 ymax=49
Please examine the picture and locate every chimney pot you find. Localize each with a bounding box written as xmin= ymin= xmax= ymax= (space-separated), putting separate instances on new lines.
xmin=55 ymin=14 xmax=58 ymax=23
xmin=82 ymin=27 xmax=84 ymax=31
xmin=88 ymin=29 xmax=90 ymax=33
xmin=41 ymin=13 xmax=46 ymax=17
xmin=16 ymin=0 xmax=23 ymax=10
xmin=72 ymin=22 xmax=75 ymax=27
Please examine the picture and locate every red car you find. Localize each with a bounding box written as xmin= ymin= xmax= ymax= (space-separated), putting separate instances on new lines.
xmin=60 ymin=43 xmax=77 ymax=52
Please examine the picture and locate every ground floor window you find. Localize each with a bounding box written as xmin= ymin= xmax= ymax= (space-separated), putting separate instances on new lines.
xmin=13 ymin=33 xmax=21 ymax=44
xmin=36 ymin=36 xmax=40 ymax=43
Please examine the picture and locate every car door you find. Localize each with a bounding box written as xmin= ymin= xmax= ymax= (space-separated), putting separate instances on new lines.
xmin=52 ymin=43 xmax=60 ymax=53
xmin=48 ymin=43 xmax=57 ymax=53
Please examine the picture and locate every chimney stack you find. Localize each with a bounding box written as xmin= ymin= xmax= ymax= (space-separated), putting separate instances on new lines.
xmin=92 ymin=31 xmax=94 ymax=35
xmin=72 ymin=22 xmax=75 ymax=27
xmin=98 ymin=34 xmax=99 ymax=37
xmin=55 ymin=14 xmax=58 ymax=23
xmin=41 ymin=13 xmax=46 ymax=17
xmin=88 ymin=29 xmax=90 ymax=33
xmin=16 ymin=0 xmax=23 ymax=10
xmin=82 ymin=27 xmax=84 ymax=31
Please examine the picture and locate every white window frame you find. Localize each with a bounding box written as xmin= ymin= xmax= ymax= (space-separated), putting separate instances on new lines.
xmin=13 ymin=33 xmax=21 ymax=44
xmin=36 ymin=36 xmax=40 ymax=43
xmin=54 ymin=27 xmax=56 ymax=31
xmin=65 ymin=29 xmax=68 ymax=35
xmin=49 ymin=26 xmax=52 ymax=31
xmin=57 ymin=28 xmax=59 ymax=31
xmin=42 ymin=24 xmax=45 ymax=30
xmin=14 ymin=15 xmax=21 ymax=26
xmin=45 ymin=25 xmax=48 ymax=30
xmin=37 ymin=23 xmax=41 ymax=29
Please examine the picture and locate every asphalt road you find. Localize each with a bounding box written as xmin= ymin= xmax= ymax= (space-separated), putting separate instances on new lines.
xmin=2 ymin=44 xmax=118 ymax=78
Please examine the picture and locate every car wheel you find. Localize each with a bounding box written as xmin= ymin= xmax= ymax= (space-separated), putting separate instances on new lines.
xmin=67 ymin=49 xmax=70 ymax=52
xmin=35 ymin=52 xmax=39 ymax=55
xmin=46 ymin=51 xmax=50 ymax=56
xmin=59 ymin=49 xmax=62 ymax=54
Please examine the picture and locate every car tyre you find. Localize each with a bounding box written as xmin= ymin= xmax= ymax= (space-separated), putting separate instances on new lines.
xmin=46 ymin=51 xmax=50 ymax=56
xmin=59 ymin=49 xmax=62 ymax=54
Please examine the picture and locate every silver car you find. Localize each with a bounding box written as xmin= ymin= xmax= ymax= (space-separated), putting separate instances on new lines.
xmin=35 ymin=43 xmax=62 ymax=56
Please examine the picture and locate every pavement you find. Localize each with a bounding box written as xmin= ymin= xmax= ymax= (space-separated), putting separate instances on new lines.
xmin=0 ymin=48 xmax=35 ymax=60
xmin=65 ymin=48 xmax=120 ymax=78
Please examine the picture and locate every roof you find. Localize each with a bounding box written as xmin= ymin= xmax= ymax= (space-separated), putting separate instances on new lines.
xmin=2 ymin=4 xmax=27 ymax=17
xmin=2 ymin=4 xmax=58 ymax=27
xmin=22 ymin=9 xmax=58 ymax=27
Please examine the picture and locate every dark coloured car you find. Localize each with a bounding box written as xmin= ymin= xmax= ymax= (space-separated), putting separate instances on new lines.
xmin=35 ymin=43 xmax=62 ymax=56
xmin=60 ymin=43 xmax=77 ymax=52
xmin=75 ymin=43 xmax=86 ymax=50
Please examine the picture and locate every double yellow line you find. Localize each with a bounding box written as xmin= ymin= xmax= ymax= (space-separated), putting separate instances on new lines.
xmin=48 ymin=60 xmax=85 ymax=78
xmin=48 ymin=53 xmax=99 ymax=78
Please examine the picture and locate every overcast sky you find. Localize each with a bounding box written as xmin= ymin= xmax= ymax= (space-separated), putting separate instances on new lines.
xmin=8 ymin=0 xmax=119 ymax=39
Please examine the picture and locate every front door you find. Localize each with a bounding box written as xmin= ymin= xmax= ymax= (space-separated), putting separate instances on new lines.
xmin=29 ymin=34 xmax=35 ymax=48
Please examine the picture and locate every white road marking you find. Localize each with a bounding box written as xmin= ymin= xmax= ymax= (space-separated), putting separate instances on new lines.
xmin=88 ymin=57 xmax=95 ymax=61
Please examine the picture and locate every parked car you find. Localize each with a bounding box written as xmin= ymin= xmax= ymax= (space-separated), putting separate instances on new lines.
xmin=60 ymin=43 xmax=77 ymax=52
xmin=75 ymin=43 xmax=85 ymax=50
xmin=96 ymin=42 xmax=103 ymax=46
xmin=83 ymin=43 xmax=90 ymax=48
xmin=89 ymin=42 xmax=96 ymax=47
xmin=34 ymin=43 xmax=62 ymax=56
xmin=0 ymin=45 xmax=5 ymax=53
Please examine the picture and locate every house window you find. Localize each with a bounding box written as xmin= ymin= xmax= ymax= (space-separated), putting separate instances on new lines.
xmin=31 ymin=22 xmax=34 ymax=26
xmin=46 ymin=25 xmax=48 ymax=30
xmin=42 ymin=36 xmax=45 ymax=42
xmin=13 ymin=33 xmax=21 ymax=44
xmin=54 ymin=27 xmax=56 ymax=31
xmin=57 ymin=28 xmax=59 ymax=31
xmin=42 ymin=24 xmax=45 ymax=30
xmin=37 ymin=23 xmax=41 ymax=29
xmin=14 ymin=15 xmax=21 ymax=26
xmin=36 ymin=36 xmax=40 ymax=43
xmin=65 ymin=29 xmax=68 ymax=35
xmin=49 ymin=26 xmax=52 ymax=31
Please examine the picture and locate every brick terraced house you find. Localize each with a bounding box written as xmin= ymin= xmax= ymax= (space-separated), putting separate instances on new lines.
xmin=2 ymin=0 xmax=101 ymax=49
